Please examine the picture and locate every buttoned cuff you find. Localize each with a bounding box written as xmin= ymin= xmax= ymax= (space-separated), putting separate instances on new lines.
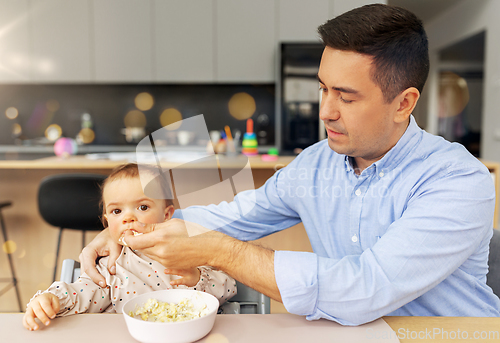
xmin=274 ymin=250 xmax=318 ymax=316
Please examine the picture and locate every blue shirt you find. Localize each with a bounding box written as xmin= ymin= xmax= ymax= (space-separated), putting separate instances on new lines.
xmin=174 ymin=116 xmax=500 ymax=325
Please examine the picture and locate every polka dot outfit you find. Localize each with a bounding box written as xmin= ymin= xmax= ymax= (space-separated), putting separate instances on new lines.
xmin=28 ymin=247 xmax=237 ymax=316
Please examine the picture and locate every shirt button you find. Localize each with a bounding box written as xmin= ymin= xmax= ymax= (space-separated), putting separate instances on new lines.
xmin=352 ymin=235 xmax=358 ymax=243
xmin=355 ymin=189 xmax=361 ymax=196
xmin=379 ymin=172 xmax=384 ymax=178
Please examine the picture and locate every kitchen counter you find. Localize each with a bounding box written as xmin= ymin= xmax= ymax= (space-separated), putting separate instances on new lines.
xmin=0 ymin=154 xmax=296 ymax=170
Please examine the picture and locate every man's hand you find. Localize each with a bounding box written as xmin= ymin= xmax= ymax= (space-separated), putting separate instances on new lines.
xmin=123 ymin=219 xmax=214 ymax=269
xmin=23 ymin=293 xmax=60 ymax=331
xmin=79 ymin=228 xmax=121 ymax=287
xmin=125 ymin=219 xmax=283 ymax=302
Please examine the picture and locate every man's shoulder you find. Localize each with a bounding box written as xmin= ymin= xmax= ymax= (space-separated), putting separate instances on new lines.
xmin=424 ymin=133 xmax=481 ymax=165
xmin=419 ymin=132 xmax=486 ymax=172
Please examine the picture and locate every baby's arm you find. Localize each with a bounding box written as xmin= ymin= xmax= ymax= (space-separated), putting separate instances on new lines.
xmin=23 ymin=278 xmax=112 ymax=331
xmin=188 ymin=267 xmax=237 ymax=305
xmin=165 ymin=267 xmax=201 ymax=287
xmin=49 ymin=278 xmax=112 ymax=316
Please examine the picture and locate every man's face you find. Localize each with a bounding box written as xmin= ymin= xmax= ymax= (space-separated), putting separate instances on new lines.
xmin=318 ymin=47 xmax=403 ymax=171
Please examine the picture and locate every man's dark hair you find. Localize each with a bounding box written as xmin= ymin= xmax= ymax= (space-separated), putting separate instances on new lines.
xmin=318 ymin=4 xmax=429 ymax=103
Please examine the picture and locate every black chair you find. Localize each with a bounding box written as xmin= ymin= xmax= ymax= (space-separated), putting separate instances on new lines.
xmin=38 ymin=174 xmax=106 ymax=281
xmin=487 ymin=228 xmax=500 ymax=297
xmin=0 ymin=201 xmax=22 ymax=311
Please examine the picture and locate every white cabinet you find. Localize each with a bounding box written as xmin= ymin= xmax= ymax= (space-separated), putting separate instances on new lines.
xmin=278 ymin=0 xmax=329 ymax=42
xmin=153 ymin=0 xmax=214 ymax=82
xmin=0 ymin=0 xmax=346 ymax=83
xmin=0 ymin=0 xmax=31 ymax=82
xmin=31 ymin=0 xmax=92 ymax=82
xmin=216 ymin=0 xmax=276 ymax=82
xmin=92 ymin=0 xmax=152 ymax=82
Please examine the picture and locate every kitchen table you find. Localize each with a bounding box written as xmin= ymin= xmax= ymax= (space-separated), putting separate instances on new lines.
xmin=4 ymin=313 xmax=499 ymax=343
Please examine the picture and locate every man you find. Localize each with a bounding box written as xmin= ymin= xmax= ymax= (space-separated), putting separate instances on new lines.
xmin=81 ymin=4 xmax=500 ymax=325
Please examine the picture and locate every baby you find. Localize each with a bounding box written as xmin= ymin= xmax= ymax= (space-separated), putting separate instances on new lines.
xmin=23 ymin=163 xmax=236 ymax=331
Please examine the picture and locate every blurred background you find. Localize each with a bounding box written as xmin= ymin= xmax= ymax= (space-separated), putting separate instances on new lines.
xmin=0 ymin=0 xmax=498 ymax=160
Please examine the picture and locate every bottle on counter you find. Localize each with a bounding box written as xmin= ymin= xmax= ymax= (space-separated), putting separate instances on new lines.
xmin=207 ymin=130 xmax=221 ymax=154
xmin=76 ymin=113 xmax=95 ymax=145
xmin=216 ymin=131 xmax=227 ymax=154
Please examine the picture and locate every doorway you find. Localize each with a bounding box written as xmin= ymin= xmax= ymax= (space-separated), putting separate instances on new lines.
xmin=437 ymin=31 xmax=485 ymax=157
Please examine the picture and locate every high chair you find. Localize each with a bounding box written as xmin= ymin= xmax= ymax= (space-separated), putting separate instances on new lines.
xmin=60 ymin=259 xmax=270 ymax=314
xmin=219 ymin=280 xmax=270 ymax=314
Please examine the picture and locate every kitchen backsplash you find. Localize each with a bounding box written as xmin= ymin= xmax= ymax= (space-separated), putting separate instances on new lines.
xmin=0 ymin=83 xmax=275 ymax=148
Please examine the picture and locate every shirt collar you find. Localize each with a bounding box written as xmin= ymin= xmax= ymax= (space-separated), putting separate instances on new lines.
xmin=373 ymin=115 xmax=421 ymax=172
xmin=343 ymin=115 xmax=422 ymax=174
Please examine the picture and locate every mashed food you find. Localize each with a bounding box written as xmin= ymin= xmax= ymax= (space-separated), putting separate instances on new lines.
xmin=129 ymin=298 xmax=208 ymax=323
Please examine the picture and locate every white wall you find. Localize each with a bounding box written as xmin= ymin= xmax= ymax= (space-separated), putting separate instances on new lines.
xmin=424 ymin=0 xmax=500 ymax=162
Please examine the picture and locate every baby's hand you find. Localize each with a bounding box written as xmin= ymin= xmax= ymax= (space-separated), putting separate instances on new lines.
xmin=23 ymin=293 xmax=60 ymax=331
xmin=165 ymin=267 xmax=201 ymax=287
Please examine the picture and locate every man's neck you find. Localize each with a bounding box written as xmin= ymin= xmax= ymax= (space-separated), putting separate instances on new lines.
xmin=352 ymin=118 xmax=411 ymax=175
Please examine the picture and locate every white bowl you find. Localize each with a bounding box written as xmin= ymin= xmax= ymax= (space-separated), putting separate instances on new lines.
xmin=122 ymin=289 xmax=219 ymax=343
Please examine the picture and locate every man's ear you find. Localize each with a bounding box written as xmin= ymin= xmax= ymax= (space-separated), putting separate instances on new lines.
xmin=394 ymin=87 xmax=420 ymax=124
xmin=164 ymin=205 xmax=175 ymax=220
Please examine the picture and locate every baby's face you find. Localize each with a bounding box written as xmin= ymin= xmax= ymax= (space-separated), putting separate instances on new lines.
xmin=103 ymin=176 xmax=171 ymax=244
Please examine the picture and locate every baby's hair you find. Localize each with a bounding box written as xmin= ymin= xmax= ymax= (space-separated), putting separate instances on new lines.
xmin=100 ymin=163 xmax=174 ymax=227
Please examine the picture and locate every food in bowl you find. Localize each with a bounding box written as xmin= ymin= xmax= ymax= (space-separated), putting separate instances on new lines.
xmin=129 ymin=297 xmax=209 ymax=323
xmin=122 ymin=289 xmax=219 ymax=343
